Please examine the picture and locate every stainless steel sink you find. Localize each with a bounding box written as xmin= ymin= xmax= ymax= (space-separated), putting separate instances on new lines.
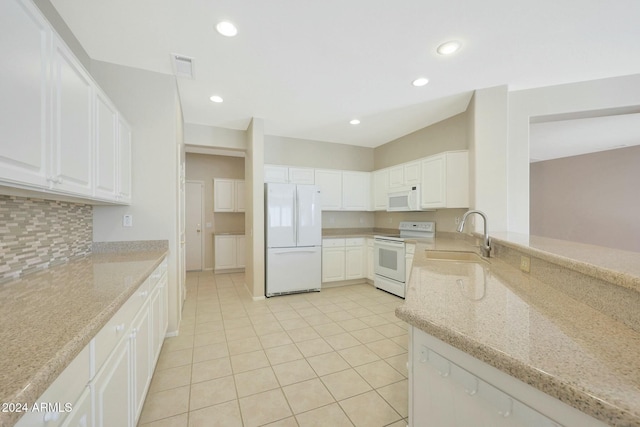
xmin=424 ymin=250 xmax=487 ymax=263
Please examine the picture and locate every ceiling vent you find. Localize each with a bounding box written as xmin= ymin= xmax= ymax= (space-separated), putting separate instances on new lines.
xmin=171 ymin=54 xmax=195 ymax=79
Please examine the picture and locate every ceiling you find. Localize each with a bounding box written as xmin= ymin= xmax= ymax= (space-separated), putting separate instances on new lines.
xmin=50 ymin=0 xmax=640 ymax=149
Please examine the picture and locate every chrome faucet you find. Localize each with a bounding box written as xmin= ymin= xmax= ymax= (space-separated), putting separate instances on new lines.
xmin=457 ymin=210 xmax=491 ymax=258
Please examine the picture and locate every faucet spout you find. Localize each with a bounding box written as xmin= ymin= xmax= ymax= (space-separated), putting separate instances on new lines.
xmin=457 ymin=210 xmax=491 ymax=258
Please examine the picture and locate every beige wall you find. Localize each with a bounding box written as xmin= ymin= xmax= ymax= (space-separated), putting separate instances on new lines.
xmin=530 ymin=146 xmax=640 ymax=252
xmin=323 ymin=212 xmax=375 ymax=229
xmin=265 ymin=135 xmax=374 ymax=171
xmin=185 ymin=153 xmax=245 ymax=270
xmin=373 ymin=112 xmax=468 ymax=170
xmin=245 ymin=119 xmax=266 ymax=299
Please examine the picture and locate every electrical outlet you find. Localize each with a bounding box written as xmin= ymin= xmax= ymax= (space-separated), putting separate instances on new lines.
xmin=454 ymin=216 xmax=461 ymax=225
xmin=520 ymin=256 xmax=531 ymax=273
xmin=123 ymin=214 xmax=133 ymax=227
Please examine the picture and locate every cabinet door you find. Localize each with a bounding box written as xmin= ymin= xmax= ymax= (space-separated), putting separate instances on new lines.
xmin=235 ymin=180 xmax=245 ymax=212
xmin=342 ymin=171 xmax=370 ymax=211
xmin=94 ymin=90 xmax=117 ymax=200
xmin=373 ymin=169 xmax=389 ymax=211
xmin=366 ymin=241 xmax=374 ymax=280
xmin=421 ymin=155 xmax=446 ymax=208
xmin=264 ymin=165 xmax=288 ymax=183
xmin=214 ymin=235 xmax=237 ymax=270
xmin=0 ymin=0 xmax=50 ymax=189
xmin=404 ymin=161 xmax=422 ymax=185
xmin=131 ymin=306 xmax=151 ymax=423
xmin=388 ymin=166 xmax=404 ymax=188
xmin=235 ymin=235 xmax=246 ymax=268
xmin=117 ymin=118 xmax=132 ymax=204
xmin=93 ymin=336 xmax=132 ymax=427
xmin=51 ymin=34 xmax=93 ymax=196
xmin=214 ymin=179 xmax=235 ymax=212
xmin=289 ymin=167 xmax=315 ymax=184
xmin=345 ymin=245 xmax=365 ymax=280
xmin=60 ymin=387 xmax=91 ymax=427
xmin=322 ymin=247 xmax=345 ymax=282
xmin=314 ymin=169 xmax=342 ymax=210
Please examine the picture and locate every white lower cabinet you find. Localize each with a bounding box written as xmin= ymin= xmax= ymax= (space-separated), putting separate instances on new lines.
xmin=322 ymin=238 xmax=366 ymax=283
xmin=16 ymin=258 xmax=168 ymax=427
xmin=214 ymin=234 xmax=246 ymax=271
xmin=345 ymin=240 xmax=365 ymax=280
xmin=366 ymin=238 xmax=374 ymax=280
xmin=93 ymin=334 xmax=132 ymax=427
xmin=409 ymin=327 xmax=607 ymax=427
xmin=61 ymin=387 xmax=91 ymax=427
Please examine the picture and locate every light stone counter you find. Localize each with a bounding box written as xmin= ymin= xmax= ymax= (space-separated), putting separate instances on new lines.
xmin=0 ymin=243 xmax=167 ymax=427
xmin=397 ymin=242 xmax=640 ymax=427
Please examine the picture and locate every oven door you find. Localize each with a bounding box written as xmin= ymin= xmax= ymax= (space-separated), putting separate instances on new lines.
xmin=374 ymin=238 xmax=405 ymax=283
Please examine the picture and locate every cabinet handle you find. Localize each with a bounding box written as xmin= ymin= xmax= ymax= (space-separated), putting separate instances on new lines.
xmin=43 ymin=412 xmax=60 ymax=422
xmin=139 ymin=290 xmax=149 ymax=298
xmin=115 ymin=323 xmax=125 ymax=332
xmin=498 ymin=398 xmax=513 ymax=418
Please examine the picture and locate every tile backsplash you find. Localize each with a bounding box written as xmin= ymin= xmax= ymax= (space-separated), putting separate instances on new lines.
xmin=0 ymin=195 xmax=92 ymax=283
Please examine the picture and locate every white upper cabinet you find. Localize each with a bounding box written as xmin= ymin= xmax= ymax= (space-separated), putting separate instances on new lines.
xmin=214 ymin=178 xmax=244 ymax=212
xmin=288 ymin=167 xmax=315 ymax=184
xmin=389 ymin=161 xmax=421 ymax=189
xmin=314 ymin=169 xmax=342 ymax=210
xmin=0 ymin=0 xmax=132 ymax=204
xmin=421 ymin=151 xmax=469 ymax=209
xmin=342 ymin=171 xmax=370 ymax=211
xmin=264 ymin=165 xmax=288 ymax=183
xmin=404 ymin=161 xmax=422 ymax=185
xmin=0 ymin=0 xmax=51 ymax=189
xmin=117 ymin=117 xmax=132 ymax=204
xmin=51 ymin=34 xmax=93 ymax=197
xmin=264 ymin=165 xmax=315 ymax=184
xmin=94 ymin=90 xmax=118 ymax=199
xmin=373 ymin=169 xmax=389 ymax=211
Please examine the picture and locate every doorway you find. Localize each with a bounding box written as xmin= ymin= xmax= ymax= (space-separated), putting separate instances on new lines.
xmin=186 ymin=180 xmax=204 ymax=271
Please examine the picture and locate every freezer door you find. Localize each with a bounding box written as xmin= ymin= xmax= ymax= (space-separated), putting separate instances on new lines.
xmin=296 ymin=185 xmax=322 ymax=247
xmin=266 ymin=246 xmax=321 ymax=296
xmin=266 ymin=183 xmax=296 ymax=248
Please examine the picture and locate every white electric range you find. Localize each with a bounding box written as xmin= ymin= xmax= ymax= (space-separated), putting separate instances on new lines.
xmin=373 ymin=221 xmax=435 ymax=298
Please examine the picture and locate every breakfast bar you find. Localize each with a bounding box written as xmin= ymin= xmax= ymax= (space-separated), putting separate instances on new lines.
xmin=396 ymin=236 xmax=640 ymax=427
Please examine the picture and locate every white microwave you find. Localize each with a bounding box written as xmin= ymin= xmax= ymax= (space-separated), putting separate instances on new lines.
xmin=387 ymin=185 xmax=420 ymax=211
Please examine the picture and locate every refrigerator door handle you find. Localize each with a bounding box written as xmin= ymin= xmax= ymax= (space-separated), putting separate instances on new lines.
xmin=272 ymin=249 xmax=319 ymax=254
xmin=294 ymin=191 xmax=299 ymax=245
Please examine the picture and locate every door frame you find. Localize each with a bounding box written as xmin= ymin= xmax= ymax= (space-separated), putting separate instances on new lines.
xmin=186 ymin=180 xmax=205 ymax=271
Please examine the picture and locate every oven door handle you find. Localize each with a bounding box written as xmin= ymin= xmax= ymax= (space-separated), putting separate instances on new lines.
xmin=374 ymin=239 xmax=405 ymax=248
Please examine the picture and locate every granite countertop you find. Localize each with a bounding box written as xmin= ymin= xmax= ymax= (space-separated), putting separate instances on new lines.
xmin=396 ymin=240 xmax=640 ymax=427
xmin=0 ymin=245 xmax=167 ymax=427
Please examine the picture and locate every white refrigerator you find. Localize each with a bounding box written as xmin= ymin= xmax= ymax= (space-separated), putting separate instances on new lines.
xmin=265 ymin=183 xmax=322 ymax=297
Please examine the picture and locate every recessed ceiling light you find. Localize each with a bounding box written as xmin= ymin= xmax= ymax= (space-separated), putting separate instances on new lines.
xmin=412 ymin=77 xmax=429 ymax=87
xmin=216 ymin=21 xmax=237 ymax=37
xmin=209 ymin=95 xmax=223 ymax=103
xmin=350 ymin=119 xmax=360 ymax=125
xmin=437 ymin=40 xmax=461 ymax=55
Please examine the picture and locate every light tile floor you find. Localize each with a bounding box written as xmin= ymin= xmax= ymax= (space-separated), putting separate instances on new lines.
xmin=138 ymin=272 xmax=409 ymax=427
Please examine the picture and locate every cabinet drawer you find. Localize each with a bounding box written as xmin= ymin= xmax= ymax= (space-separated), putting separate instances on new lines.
xmin=345 ymin=237 xmax=364 ymax=246
xmin=322 ymin=238 xmax=345 ymax=248
xmin=93 ymin=282 xmax=148 ymax=370
xmin=16 ymin=346 xmax=90 ymax=427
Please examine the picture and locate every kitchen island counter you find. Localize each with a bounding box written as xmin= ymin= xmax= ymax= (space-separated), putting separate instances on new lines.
xmin=0 ymin=242 xmax=167 ymax=427
xmin=397 ymin=241 xmax=640 ymax=427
